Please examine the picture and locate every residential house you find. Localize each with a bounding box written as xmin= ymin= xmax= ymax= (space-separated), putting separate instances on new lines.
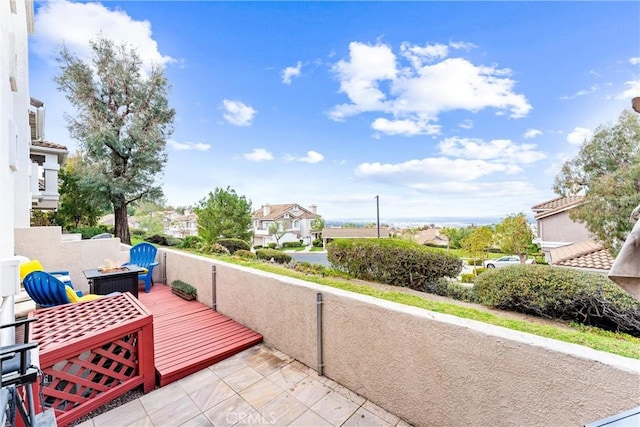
xmin=251 ymin=203 xmax=319 ymax=247
xmin=163 ymin=210 xmax=198 ymax=238
xmin=532 ymin=195 xmax=613 ymax=273
xmin=29 ymin=97 xmax=68 ymax=210
xmin=414 ymin=227 xmax=449 ymax=247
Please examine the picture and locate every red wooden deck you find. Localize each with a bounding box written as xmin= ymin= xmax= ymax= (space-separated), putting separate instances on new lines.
xmin=138 ymin=283 xmax=263 ymax=387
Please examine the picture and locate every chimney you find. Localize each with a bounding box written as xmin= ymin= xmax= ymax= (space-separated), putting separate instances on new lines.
xmin=309 ymin=204 xmax=317 ymax=214
xmin=263 ymin=204 xmax=271 ymax=216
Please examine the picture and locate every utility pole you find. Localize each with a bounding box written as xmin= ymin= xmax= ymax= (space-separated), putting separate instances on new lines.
xmin=375 ymin=195 xmax=380 ymax=238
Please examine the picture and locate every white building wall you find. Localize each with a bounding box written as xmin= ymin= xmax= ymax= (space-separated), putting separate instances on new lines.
xmin=1 ymin=0 xmax=34 ymax=333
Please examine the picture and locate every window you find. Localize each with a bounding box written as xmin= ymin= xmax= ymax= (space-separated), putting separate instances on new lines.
xmin=284 ymin=213 xmax=290 ymax=219
xmin=293 ymin=220 xmax=299 ymax=229
xmin=292 ymin=205 xmax=299 ymax=211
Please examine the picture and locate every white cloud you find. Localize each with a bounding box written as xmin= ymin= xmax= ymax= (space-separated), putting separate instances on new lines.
xmin=168 ymin=140 xmax=210 ymax=151
xmin=615 ymin=80 xmax=640 ymax=100
xmin=566 ymin=127 xmax=593 ymax=145
xmin=329 ymin=41 xmax=531 ymax=135
xmin=282 ymin=61 xmax=302 ymax=84
xmin=438 ymin=137 xmax=546 ymax=164
xmin=243 ymin=148 xmax=273 ymax=161
xmin=560 ymin=85 xmax=601 ymax=100
xmin=458 ymin=119 xmax=474 ymax=129
xmin=630 ymin=57 xmax=640 ymax=65
xmin=283 ymin=151 xmax=324 ymax=163
xmin=33 ymin=0 xmax=174 ymax=73
xmin=371 ymin=118 xmax=441 ymax=136
xmin=355 ymin=157 xmax=518 ymax=182
xmin=222 ymin=100 xmax=257 ymax=126
xmin=523 ymin=128 xmax=542 ymax=139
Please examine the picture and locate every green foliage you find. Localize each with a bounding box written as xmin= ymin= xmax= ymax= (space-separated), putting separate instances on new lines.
xmin=461 ymin=274 xmax=475 ymax=283
xmin=233 ymin=249 xmax=256 ymax=260
xmin=461 ymin=226 xmax=493 ymax=262
xmin=217 ymin=238 xmax=251 ymax=254
xmin=554 ymin=110 xmax=640 ymax=256
xmin=268 ymin=221 xmax=286 ymax=247
xmin=194 ymin=186 xmax=253 ymax=243
xmin=144 ymin=234 xmax=168 ymax=245
xmin=327 ymin=238 xmax=462 ymax=290
xmin=312 ymin=239 xmax=323 ymax=247
xmin=282 ymin=241 xmax=303 ymax=248
xmin=440 ymin=227 xmax=473 ymax=249
xmin=55 ymin=37 xmax=175 ymax=245
xmin=130 ymin=228 xmax=146 ymax=237
xmin=267 ymin=243 xmax=277 ymax=249
xmin=166 ymin=237 xmax=183 ymax=247
xmin=474 ymin=265 xmax=640 ymax=336
xmin=171 ymin=280 xmax=197 ymax=297
xmin=422 ymin=279 xmax=478 ymax=303
xmin=256 ymin=249 xmax=292 ymax=264
xmin=57 ymin=153 xmax=107 ymax=229
xmin=200 ymin=242 xmax=230 ymax=255
xmin=311 ymin=216 xmax=325 ymax=231
xmin=68 ymin=225 xmax=110 ymax=239
xmin=473 ymin=267 xmax=488 ymax=275
xmin=495 ymin=213 xmax=534 ymax=261
xmin=468 ymin=258 xmax=482 ymax=266
xmin=30 ymin=210 xmax=59 ymax=227
xmin=180 ymin=235 xmax=202 ymax=249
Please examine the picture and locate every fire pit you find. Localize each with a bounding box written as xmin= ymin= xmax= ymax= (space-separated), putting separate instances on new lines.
xmin=83 ymin=265 xmax=146 ymax=298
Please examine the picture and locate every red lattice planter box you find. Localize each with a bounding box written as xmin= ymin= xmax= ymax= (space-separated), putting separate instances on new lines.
xmin=29 ymin=293 xmax=155 ymax=426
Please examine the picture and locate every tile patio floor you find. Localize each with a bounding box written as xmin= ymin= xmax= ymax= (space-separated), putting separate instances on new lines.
xmin=77 ymin=344 xmax=411 ymax=427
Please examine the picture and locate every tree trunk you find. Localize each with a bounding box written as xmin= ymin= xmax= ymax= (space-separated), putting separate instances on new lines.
xmin=114 ymin=201 xmax=131 ymax=245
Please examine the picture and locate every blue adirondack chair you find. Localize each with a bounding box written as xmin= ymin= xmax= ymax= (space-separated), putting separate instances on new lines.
xmin=22 ymin=271 xmax=102 ymax=308
xmin=123 ymin=242 xmax=158 ymax=293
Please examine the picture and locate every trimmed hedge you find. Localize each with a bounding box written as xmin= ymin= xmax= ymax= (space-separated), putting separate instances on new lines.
xmin=474 ymin=264 xmax=640 ymax=336
xmin=200 ymin=243 xmax=230 ymax=255
xmin=256 ymin=249 xmax=292 ymax=264
xmin=423 ymin=279 xmax=478 ymax=303
xmin=327 ymin=238 xmax=462 ymax=290
xmin=217 ymin=238 xmax=251 ymax=254
xmin=233 ymin=249 xmax=256 ymax=260
xmin=461 ymin=273 xmax=475 ymax=283
xmin=282 ymin=241 xmax=303 ymax=248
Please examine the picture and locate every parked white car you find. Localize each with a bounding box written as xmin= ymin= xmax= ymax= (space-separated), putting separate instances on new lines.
xmin=483 ymin=256 xmax=536 ymax=268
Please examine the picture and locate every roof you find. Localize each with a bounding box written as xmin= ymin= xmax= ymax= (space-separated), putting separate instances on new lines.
xmin=31 ymin=140 xmax=68 ymax=151
xmin=251 ymin=203 xmax=318 ymax=221
xmin=532 ymin=195 xmax=584 ymax=219
xmin=414 ymin=228 xmax=448 ymax=245
xmin=549 ymin=240 xmax=614 ymax=271
xmin=322 ymin=227 xmax=390 ymax=239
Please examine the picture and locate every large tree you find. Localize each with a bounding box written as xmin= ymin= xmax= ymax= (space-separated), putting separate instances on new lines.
xmin=554 ymin=109 xmax=640 ymax=256
xmin=495 ymin=213 xmax=534 ymax=262
xmin=461 ymin=226 xmax=493 ymax=267
xmin=57 ymin=152 xmax=108 ymax=229
xmin=55 ymin=38 xmax=175 ymax=244
xmin=194 ymin=186 xmax=253 ymax=243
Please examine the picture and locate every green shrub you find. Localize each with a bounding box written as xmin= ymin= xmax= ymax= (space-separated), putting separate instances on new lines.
xmin=461 ymin=273 xmax=475 ymax=283
xmin=166 ymin=237 xmax=183 ymax=247
xmin=312 ymin=239 xmax=323 ymax=247
xmin=327 ymin=238 xmax=462 ymax=290
xmin=68 ymin=226 xmax=110 ymax=239
xmin=467 ymin=258 xmax=482 ymax=266
xmin=253 ymin=245 xmax=263 ymax=250
xmin=217 ymin=238 xmax=251 ymax=254
xmin=131 ymin=228 xmax=146 ymax=237
xmin=473 ymin=267 xmax=488 ymax=275
xmin=267 ymin=243 xmax=277 ymax=249
xmin=144 ymin=234 xmax=169 ymax=245
xmin=256 ymin=249 xmax=291 ymax=264
xmin=474 ymin=265 xmax=640 ymax=336
xmin=200 ymin=242 xmax=230 ymax=255
xmin=423 ymin=279 xmax=478 ymax=303
xmin=233 ymin=249 xmax=256 ymax=259
xmin=282 ymin=241 xmax=303 ymax=248
xmin=171 ymin=280 xmax=197 ymax=297
xmin=180 ymin=235 xmax=203 ymax=249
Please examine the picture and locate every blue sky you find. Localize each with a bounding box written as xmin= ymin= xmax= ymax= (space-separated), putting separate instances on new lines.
xmin=29 ymin=1 xmax=640 ymax=222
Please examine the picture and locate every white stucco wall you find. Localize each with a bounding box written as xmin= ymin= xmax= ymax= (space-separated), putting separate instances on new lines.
xmin=157 ymin=247 xmax=640 ymax=426
xmin=1 ymin=0 xmax=33 ymax=332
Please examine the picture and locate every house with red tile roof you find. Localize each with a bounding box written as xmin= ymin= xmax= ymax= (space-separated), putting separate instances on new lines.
xmin=532 ymin=195 xmax=613 ymax=273
xmin=251 ymin=203 xmax=320 ymax=247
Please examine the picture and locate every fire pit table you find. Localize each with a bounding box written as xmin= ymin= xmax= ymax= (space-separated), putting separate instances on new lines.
xmin=84 ymin=265 xmax=146 ymax=298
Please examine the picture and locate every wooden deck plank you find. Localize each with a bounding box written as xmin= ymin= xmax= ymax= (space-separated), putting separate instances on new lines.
xmin=138 ymin=283 xmax=262 ymax=387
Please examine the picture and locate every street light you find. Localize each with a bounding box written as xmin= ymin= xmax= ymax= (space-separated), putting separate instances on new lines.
xmin=375 ymin=195 xmax=380 ymax=238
